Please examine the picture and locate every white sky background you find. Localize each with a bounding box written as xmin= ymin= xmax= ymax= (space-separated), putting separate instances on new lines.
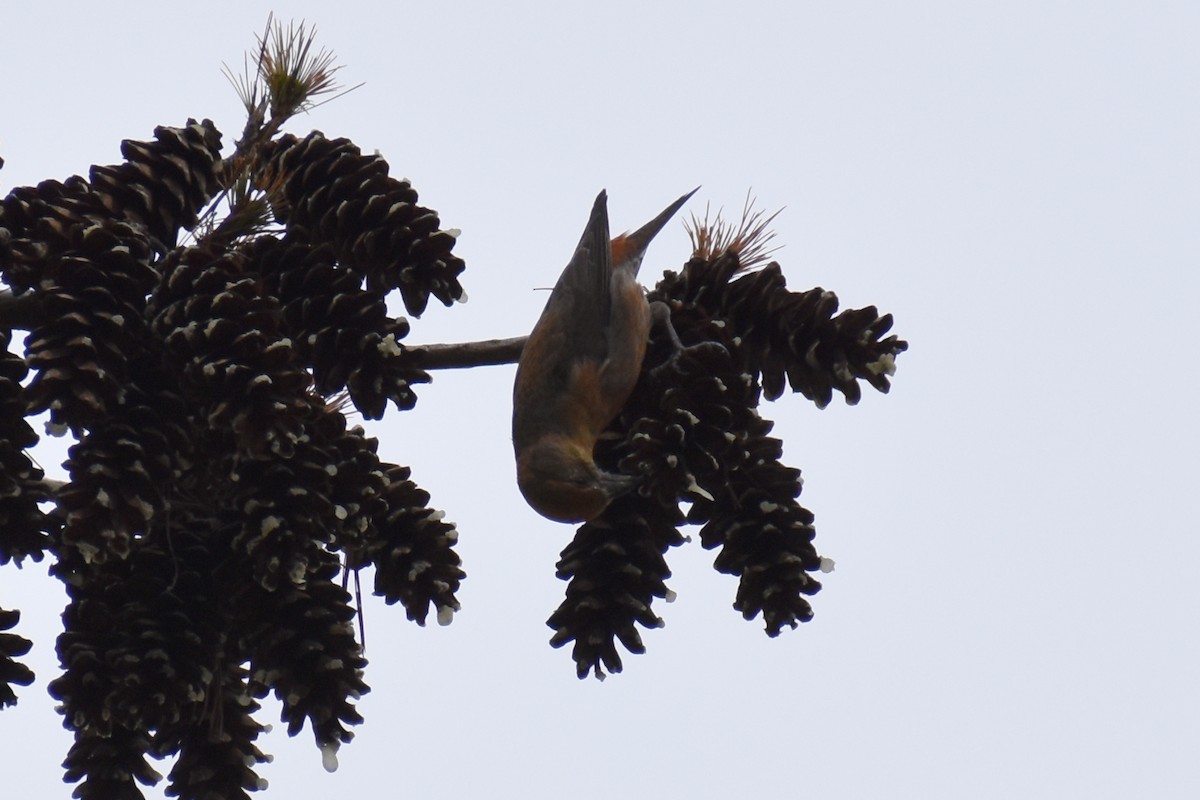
xmin=2 ymin=1 xmax=1198 ymax=797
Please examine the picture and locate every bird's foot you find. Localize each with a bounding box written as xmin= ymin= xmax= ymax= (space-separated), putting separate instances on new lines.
xmin=647 ymin=300 xmax=729 ymax=379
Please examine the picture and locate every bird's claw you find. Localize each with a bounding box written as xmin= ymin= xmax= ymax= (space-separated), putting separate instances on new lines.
xmin=648 ymin=339 xmax=729 ymax=379
xmin=647 ymin=300 xmax=732 ymax=378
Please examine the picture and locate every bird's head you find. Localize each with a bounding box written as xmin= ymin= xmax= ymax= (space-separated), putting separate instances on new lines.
xmin=516 ymin=437 xmax=637 ymax=523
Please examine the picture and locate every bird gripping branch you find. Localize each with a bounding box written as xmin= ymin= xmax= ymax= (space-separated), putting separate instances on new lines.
xmin=512 ymin=188 xmax=697 ymax=523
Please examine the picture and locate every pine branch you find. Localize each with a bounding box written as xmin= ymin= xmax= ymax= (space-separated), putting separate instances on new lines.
xmin=407 ymin=336 xmax=526 ymax=370
xmin=0 ymin=285 xmax=525 ymax=372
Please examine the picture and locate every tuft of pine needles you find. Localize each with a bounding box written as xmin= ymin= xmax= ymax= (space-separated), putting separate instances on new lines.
xmin=224 ymin=15 xmax=359 ymax=134
xmin=685 ymin=191 xmax=783 ymax=271
xmin=260 ymin=18 xmax=344 ymax=120
xmin=206 ymin=16 xmax=362 ymax=246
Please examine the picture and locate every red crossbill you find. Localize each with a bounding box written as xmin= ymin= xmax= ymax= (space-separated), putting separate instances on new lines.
xmin=513 ymin=188 xmax=696 ymax=523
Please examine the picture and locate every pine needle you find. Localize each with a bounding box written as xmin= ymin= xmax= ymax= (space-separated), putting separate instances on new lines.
xmin=222 ymin=14 xmax=356 ymax=136
xmin=207 ymin=16 xmax=358 ymax=246
xmin=260 ymin=18 xmax=343 ymax=120
xmin=685 ymin=190 xmax=783 ymax=271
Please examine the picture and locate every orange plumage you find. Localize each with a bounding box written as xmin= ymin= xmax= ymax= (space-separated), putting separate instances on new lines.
xmin=512 ymin=189 xmax=696 ymax=522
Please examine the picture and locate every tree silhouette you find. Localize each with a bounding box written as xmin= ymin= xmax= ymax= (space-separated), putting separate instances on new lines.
xmin=0 ymin=20 xmax=906 ymax=800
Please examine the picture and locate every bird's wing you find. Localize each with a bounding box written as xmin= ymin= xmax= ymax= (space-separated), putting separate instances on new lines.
xmin=543 ymin=189 xmax=613 ymax=364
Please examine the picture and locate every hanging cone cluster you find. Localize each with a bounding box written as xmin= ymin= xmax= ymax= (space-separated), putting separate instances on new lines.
xmin=0 ymin=112 xmax=467 ymax=797
xmin=547 ymin=245 xmax=906 ymax=679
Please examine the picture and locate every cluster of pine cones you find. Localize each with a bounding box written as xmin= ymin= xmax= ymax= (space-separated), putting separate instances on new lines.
xmin=0 ymin=123 xmax=465 ymax=798
xmin=549 ymin=248 xmax=905 ymax=678
xmin=0 ymin=118 xmax=904 ymax=796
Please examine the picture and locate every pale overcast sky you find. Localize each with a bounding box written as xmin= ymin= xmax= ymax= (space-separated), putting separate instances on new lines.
xmin=3 ymin=2 xmax=1198 ymax=798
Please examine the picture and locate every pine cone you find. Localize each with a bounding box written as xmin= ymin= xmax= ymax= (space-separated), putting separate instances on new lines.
xmin=660 ymin=253 xmax=908 ymax=407
xmin=547 ymin=494 xmax=684 ymax=679
xmin=0 ymin=607 xmax=34 ymax=708
xmin=0 ymin=176 xmax=106 ymax=291
xmin=258 ymin=131 xmax=466 ymax=316
xmin=356 ymin=464 xmax=463 ymax=626
xmin=150 ymin=246 xmax=317 ymax=453
xmin=0 ymin=330 xmax=53 ymax=564
xmin=60 ymin=727 xmax=160 ymax=800
xmin=237 ymin=554 xmax=368 ymax=749
xmin=248 ymin=233 xmax=430 ymax=419
xmin=24 ymin=220 xmax=157 ymax=435
xmin=160 ymin=662 xmax=269 ymax=800
xmin=0 ymin=119 xmax=221 ymax=293
xmin=87 ymin=118 xmax=223 ymax=253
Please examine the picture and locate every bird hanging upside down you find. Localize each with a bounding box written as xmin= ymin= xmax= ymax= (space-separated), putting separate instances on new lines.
xmin=512 ymin=188 xmax=697 ymax=523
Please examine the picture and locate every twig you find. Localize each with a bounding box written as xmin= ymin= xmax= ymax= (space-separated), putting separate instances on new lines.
xmin=407 ymin=336 xmax=526 ymax=370
xmin=0 ymin=285 xmax=527 ymax=371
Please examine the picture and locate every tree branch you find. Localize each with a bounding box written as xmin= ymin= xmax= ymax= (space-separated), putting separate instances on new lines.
xmin=0 ymin=281 xmax=526 ymax=373
xmin=407 ymin=336 xmax=526 ymax=370
xmin=0 ymin=285 xmax=529 ymax=372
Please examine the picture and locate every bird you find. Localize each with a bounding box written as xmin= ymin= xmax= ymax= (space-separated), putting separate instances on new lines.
xmin=513 ymin=188 xmax=697 ymax=523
